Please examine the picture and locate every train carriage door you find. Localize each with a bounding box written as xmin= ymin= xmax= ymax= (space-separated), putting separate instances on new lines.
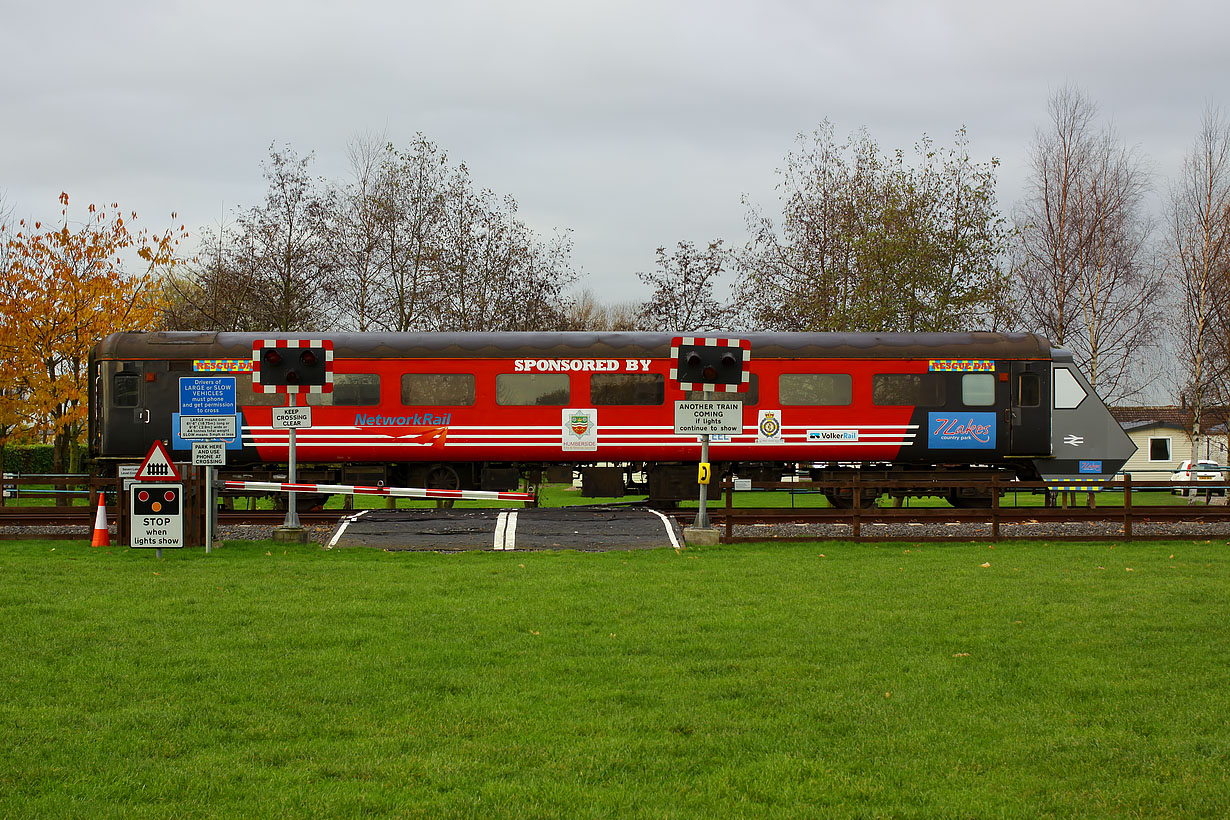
xmin=1008 ymin=361 xmax=1050 ymax=455
xmin=104 ymin=363 xmax=152 ymax=455
xmin=103 ymin=361 xmax=174 ymax=457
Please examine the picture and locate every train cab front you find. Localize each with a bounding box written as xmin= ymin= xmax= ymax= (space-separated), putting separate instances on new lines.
xmin=1031 ymin=351 xmax=1136 ymax=486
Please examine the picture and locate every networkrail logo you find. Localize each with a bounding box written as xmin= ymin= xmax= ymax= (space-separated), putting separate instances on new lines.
xmin=354 ymin=413 xmax=452 ymax=426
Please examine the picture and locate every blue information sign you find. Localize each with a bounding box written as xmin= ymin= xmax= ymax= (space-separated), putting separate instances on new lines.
xmin=177 ymin=377 xmax=240 ymax=447
xmin=180 ymin=376 xmax=236 ymax=416
xmin=927 ymin=412 xmax=997 ymax=450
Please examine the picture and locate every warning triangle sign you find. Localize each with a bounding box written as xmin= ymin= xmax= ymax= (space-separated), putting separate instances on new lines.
xmin=135 ymin=440 xmax=182 ymax=481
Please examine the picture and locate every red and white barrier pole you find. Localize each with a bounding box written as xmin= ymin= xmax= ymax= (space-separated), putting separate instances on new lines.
xmin=221 ymin=479 xmax=535 ymax=503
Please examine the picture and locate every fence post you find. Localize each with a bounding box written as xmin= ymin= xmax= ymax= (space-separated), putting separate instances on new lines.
xmin=852 ymin=471 xmax=861 ymax=539
xmin=991 ymin=473 xmax=1000 ymax=540
xmin=724 ymin=480 xmax=733 ymax=543
xmin=115 ymin=474 xmax=128 ymax=547
xmin=1123 ymin=473 xmax=1132 ymax=538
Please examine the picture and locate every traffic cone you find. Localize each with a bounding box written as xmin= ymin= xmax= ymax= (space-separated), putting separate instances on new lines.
xmin=91 ymin=493 xmax=111 ymax=547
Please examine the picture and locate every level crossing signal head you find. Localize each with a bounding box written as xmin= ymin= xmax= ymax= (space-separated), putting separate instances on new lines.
xmin=252 ymin=339 xmax=334 ymax=393
xmin=670 ymin=337 xmax=751 ymax=392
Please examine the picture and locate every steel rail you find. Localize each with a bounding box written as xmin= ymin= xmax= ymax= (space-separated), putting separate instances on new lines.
xmin=5 ymin=503 xmax=1230 ymax=541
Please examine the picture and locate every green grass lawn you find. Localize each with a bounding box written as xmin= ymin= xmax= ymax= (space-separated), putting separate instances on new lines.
xmin=2 ymin=537 xmax=1228 ymax=819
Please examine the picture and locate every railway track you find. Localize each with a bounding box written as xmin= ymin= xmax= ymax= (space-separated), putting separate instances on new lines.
xmin=0 ymin=507 xmax=347 ymax=527
xmin=6 ymin=503 xmax=1230 ymax=542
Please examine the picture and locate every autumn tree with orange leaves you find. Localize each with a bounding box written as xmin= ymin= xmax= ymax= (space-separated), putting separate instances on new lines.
xmin=0 ymin=193 xmax=187 ymax=476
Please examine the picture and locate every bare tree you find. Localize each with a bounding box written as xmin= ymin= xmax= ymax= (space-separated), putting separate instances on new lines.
xmin=161 ymin=225 xmax=263 ymax=331
xmin=559 ymin=288 xmax=645 ymax=331
xmin=230 ymin=145 xmax=338 ymax=332
xmin=1014 ymin=86 xmax=1166 ymax=402
xmin=1169 ymin=105 xmax=1230 ymax=454
xmin=637 ymin=240 xmax=733 ymax=331
xmin=168 ymin=134 xmax=574 ymax=335
xmin=365 ymin=135 xmax=452 ymax=332
xmin=1015 ymin=88 xmax=1096 ymax=350
xmin=327 ymin=132 xmax=391 ymax=331
xmin=433 ymin=172 xmax=574 ymax=332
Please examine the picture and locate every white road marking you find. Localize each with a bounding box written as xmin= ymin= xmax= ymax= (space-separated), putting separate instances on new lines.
xmin=646 ymin=509 xmax=684 ymax=551
xmin=494 ymin=512 xmax=508 ymax=549
xmin=326 ymin=509 xmax=369 ymax=549
xmin=504 ymin=511 xmax=517 ymax=550
xmin=493 ymin=511 xmax=518 ymax=550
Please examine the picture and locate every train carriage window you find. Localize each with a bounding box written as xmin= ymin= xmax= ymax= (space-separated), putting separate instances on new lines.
xmin=307 ymin=374 xmax=380 ymax=406
xmin=779 ymin=374 xmax=851 ymax=406
xmin=961 ymin=373 xmax=996 ymax=406
xmin=1053 ymin=367 xmax=1086 ymax=409
xmin=686 ymin=374 xmax=759 ymax=405
xmin=497 ymin=373 xmax=570 ymax=406
xmin=113 ymin=372 xmax=139 ymax=407
xmin=872 ymin=373 xmax=946 ymax=406
xmin=1017 ymin=372 xmax=1041 ymax=407
xmin=234 ymin=379 xmax=285 ymax=407
xmin=591 ymin=373 xmax=664 ymax=406
xmin=401 ymin=373 xmax=475 ymax=406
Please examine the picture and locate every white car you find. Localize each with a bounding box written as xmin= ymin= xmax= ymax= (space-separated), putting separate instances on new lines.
xmin=1170 ymin=460 xmax=1226 ymax=495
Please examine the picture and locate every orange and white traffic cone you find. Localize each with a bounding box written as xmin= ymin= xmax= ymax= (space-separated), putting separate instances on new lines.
xmin=91 ymin=493 xmax=111 ymax=547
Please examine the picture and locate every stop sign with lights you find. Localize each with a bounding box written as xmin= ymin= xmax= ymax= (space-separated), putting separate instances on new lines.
xmin=129 ymin=483 xmax=184 ymax=549
xmin=251 ymin=338 xmax=334 ymax=394
xmin=669 ymin=337 xmax=751 ymax=392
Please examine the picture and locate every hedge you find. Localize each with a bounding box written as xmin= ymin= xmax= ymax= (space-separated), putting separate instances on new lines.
xmin=0 ymin=444 xmax=90 ymax=475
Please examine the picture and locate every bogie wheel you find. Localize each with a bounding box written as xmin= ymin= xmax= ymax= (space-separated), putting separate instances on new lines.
xmin=947 ymin=492 xmax=993 ymax=509
xmin=823 ymin=492 xmax=878 ymax=510
xmin=426 ymin=465 xmax=461 ymax=508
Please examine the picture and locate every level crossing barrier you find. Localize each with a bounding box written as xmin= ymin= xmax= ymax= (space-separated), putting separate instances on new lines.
xmin=220 ymin=479 xmax=537 ymax=505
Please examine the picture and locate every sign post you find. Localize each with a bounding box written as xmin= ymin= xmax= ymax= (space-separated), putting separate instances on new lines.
xmin=272 ymin=398 xmax=313 ymax=529
xmin=130 ymin=441 xmax=184 ymax=557
xmin=252 ymin=339 xmax=333 ymax=542
xmin=669 ymin=336 xmax=751 ymax=536
xmin=674 ymin=399 xmax=742 ymax=528
xmin=192 ymin=441 xmax=226 ymax=552
xmin=178 ymin=375 xmax=237 ymax=552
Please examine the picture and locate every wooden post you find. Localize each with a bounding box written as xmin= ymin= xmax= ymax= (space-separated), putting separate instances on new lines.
xmin=991 ymin=473 xmax=1000 ymax=540
xmin=852 ymin=471 xmax=861 ymax=539
xmin=1123 ymin=473 xmax=1132 ymax=537
xmin=115 ymin=475 xmax=128 ymax=547
xmin=725 ymin=479 xmax=733 ymax=543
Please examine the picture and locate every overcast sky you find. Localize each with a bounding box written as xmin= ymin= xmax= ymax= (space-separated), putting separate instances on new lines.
xmin=3 ymin=0 xmax=1227 ymax=306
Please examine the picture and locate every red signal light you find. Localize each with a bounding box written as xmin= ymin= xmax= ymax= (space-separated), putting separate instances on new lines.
xmin=300 ymin=350 xmax=317 ymax=367
xmin=263 ymin=349 xmax=282 ymax=366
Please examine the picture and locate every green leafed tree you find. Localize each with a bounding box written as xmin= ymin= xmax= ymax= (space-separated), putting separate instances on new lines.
xmin=735 ymin=123 xmax=1013 ymax=333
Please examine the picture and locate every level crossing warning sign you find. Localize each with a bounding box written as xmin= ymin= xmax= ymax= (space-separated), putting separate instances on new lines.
xmin=134 ymin=440 xmax=182 ymax=481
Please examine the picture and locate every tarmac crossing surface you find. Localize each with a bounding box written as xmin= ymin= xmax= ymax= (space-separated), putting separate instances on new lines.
xmin=325 ymin=507 xmax=684 ymax=551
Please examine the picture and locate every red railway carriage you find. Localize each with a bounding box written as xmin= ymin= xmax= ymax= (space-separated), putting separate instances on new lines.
xmin=89 ymin=331 xmax=1134 ymax=504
